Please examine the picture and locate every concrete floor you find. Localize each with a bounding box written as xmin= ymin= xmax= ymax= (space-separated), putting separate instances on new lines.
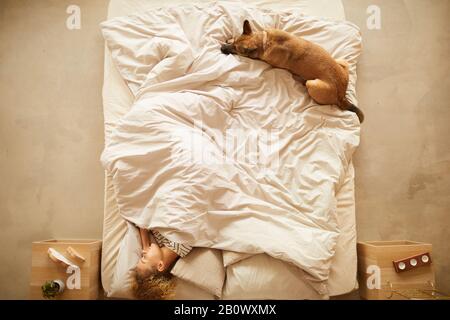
xmin=0 ymin=0 xmax=449 ymax=299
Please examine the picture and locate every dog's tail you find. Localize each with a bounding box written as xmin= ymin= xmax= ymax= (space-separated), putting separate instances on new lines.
xmin=348 ymin=104 xmax=365 ymax=123
xmin=340 ymin=98 xmax=365 ymax=123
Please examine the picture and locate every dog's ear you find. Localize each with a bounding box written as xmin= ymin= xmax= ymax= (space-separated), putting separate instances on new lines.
xmin=243 ymin=20 xmax=252 ymax=35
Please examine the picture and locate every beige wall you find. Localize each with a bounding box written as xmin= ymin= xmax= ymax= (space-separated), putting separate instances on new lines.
xmin=342 ymin=0 xmax=450 ymax=295
xmin=0 ymin=0 xmax=448 ymax=299
xmin=0 ymin=0 xmax=108 ymax=299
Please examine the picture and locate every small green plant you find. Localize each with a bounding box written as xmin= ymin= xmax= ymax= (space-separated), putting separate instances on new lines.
xmin=41 ymin=280 xmax=64 ymax=299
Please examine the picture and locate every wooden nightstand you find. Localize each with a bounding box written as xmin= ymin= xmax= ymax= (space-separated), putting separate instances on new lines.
xmin=30 ymin=239 xmax=102 ymax=300
xmin=357 ymin=240 xmax=436 ymax=300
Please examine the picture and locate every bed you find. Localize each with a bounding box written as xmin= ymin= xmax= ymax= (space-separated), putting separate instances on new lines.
xmin=101 ymin=0 xmax=361 ymax=299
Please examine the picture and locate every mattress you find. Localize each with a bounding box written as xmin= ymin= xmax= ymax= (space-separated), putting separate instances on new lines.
xmin=101 ymin=0 xmax=359 ymax=299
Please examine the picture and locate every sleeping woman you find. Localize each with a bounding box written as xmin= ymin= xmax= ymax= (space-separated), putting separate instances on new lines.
xmin=132 ymin=227 xmax=192 ymax=300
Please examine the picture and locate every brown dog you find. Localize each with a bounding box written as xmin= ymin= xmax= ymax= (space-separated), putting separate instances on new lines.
xmin=221 ymin=20 xmax=364 ymax=123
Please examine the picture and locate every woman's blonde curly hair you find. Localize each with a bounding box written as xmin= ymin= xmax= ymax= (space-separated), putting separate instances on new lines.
xmin=132 ymin=267 xmax=177 ymax=300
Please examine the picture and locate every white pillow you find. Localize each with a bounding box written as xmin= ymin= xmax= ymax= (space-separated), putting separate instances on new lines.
xmin=173 ymin=278 xmax=216 ymax=300
xmin=171 ymin=248 xmax=225 ymax=298
xmin=222 ymin=251 xmax=252 ymax=267
xmin=108 ymin=223 xmax=141 ymax=299
xmin=222 ymin=254 xmax=327 ymax=300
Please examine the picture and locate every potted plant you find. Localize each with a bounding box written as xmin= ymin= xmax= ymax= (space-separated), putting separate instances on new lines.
xmin=41 ymin=280 xmax=65 ymax=299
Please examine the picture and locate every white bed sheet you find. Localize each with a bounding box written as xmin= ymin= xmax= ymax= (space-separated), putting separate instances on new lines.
xmin=101 ymin=0 xmax=358 ymax=299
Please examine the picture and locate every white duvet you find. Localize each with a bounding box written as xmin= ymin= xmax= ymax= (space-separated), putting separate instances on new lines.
xmin=101 ymin=1 xmax=361 ymax=294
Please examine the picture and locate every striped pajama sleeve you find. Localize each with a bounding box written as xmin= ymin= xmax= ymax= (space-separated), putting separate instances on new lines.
xmin=150 ymin=229 xmax=192 ymax=258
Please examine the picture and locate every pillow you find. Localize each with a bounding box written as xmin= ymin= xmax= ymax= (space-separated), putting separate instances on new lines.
xmin=173 ymin=278 xmax=216 ymax=300
xmin=222 ymin=254 xmax=328 ymax=300
xmin=171 ymin=248 xmax=225 ymax=298
xmin=222 ymin=251 xmax=252 ymax=267
xmin=108 ymin=222 xmax=141 ymax=299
